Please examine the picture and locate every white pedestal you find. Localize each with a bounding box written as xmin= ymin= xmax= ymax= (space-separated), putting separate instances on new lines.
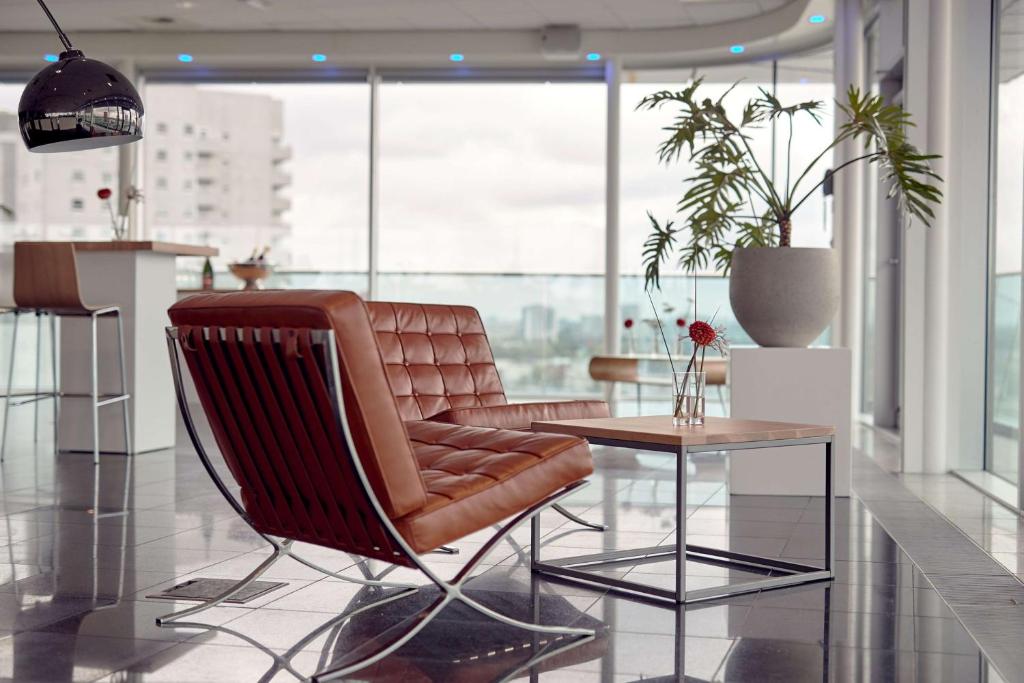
xmin=57 ymin=251 xmax=179 ymax=454
xmin=729 ymin=347 xmax=852 ymax=497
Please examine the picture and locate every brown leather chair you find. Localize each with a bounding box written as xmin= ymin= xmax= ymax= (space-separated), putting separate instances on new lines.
xmin=366 ymin=301 xmax=610 ymax=430
xmin=2 ymin=242 xmax=131 ymax=464
xmin=162 ymin=290 xmax=596 ymax=681
xmin=367 ymin=300 xmax=610 ymax=530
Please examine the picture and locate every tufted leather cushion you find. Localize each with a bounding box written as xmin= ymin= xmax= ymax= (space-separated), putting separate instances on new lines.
xmin=431 ymin=400 xmax=611 ymax=431
xmin=169 ymin=290 xmax=428 ymax=519
xmin=395 ymin=420 xmax=593 ymax=553
xmin=366 ymin=302 xmax=507 ymax=421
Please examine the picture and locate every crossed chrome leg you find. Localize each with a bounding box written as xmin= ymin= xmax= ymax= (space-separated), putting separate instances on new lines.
xmin=311 ymin=483 xmax=595 ymax=682
xmin=552 ymin=503 xmax=607 ymax=531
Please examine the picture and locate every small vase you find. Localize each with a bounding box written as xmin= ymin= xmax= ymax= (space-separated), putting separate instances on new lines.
xmin=672 ymin=371 xmax=705 ymax=427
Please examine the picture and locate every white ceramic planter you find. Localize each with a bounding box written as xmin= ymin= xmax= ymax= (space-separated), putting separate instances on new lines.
xmin=729 ymin=247 xmax=839 ymax=348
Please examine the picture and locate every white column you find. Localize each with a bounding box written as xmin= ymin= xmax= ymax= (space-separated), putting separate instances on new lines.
xmin=117 ymin=59 xmax=140 ymax=240
xmin=604 ymin=58 xmax=622 ymax=409
xmin=367 ymin=70 xmax=381 ymax=300
xmin=833 ymin=0 xmax=863 ymax=420
xmin=902 ymin=0 xmax=991 ymax=473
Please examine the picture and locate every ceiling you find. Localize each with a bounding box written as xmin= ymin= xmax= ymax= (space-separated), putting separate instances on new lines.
xmin=5 ymin=0 xmax=793 ymax=32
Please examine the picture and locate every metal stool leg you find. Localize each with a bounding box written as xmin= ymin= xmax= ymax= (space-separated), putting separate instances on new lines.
xmin=51 ymin=314 xmax=59 ymax=453
xmin=115 ymin=312 xmax=131 ymax=455
xmin=1 ymin=312 xmax=20 ymax=462
xmin=34 ymin=313 xmax=41 ymax=443
xmin=90 ymin=313 xmax=99 ymax=465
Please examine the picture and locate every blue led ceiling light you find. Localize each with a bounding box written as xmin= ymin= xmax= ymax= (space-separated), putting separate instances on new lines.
xmin=43 ymin=54 xmax=59 ymax=62
xmin=729 ymin=45 xmax=745 ymax=54
xmin=808 ymin=14 xmax=826 ymax=24
xmin=586 ymin=52 xmax=602 ymax=61
xmin=177 ymin=53 xmax=194 ymax=63
xmin=311 ymin=53 xmax=327 ymax=62
xmin=449 ymin=53 xmax=465 ymax=62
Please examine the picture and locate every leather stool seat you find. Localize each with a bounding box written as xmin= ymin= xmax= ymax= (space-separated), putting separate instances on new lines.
xmin=397 ymin=420 xmax=592 ymax=552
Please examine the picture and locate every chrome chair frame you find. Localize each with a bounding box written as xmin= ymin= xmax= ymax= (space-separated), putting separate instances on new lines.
xmin=161 ymin=326 xmax=594 ymax=681
xmin=0 ymin=307 xmax=131 ymax=464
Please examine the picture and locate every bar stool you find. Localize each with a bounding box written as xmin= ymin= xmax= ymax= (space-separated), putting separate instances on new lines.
xmin=1 ymin=242 xmax=131 ymax=464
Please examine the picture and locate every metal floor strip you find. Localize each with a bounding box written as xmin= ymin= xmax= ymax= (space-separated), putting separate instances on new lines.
xmin=853 ymin=452 xmax=1024 ymax=681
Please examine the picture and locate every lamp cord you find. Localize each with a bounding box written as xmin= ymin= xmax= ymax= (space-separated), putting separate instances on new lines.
xmin=35 ymin=0 xmax=74 ymax=51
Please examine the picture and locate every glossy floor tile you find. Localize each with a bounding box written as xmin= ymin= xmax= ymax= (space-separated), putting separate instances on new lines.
xmin=0 ymin=414 xmax=1011 ymax=682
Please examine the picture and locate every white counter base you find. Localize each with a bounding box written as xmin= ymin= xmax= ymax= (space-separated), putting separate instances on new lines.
xmin=57 ymin=251 xmax=178 ymax=454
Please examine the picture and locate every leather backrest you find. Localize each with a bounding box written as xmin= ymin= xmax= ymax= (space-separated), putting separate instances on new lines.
xmin=365 ymin=302 xmax=507 ymax=421
xmin=13 ymin=242 xmax=87 ymax=310
xmin=168 ymin=290 xmax=428 ymax=519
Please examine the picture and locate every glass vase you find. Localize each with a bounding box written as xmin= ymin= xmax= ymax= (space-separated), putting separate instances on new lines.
xmin=672 ymin=371 xmax=706 ymax=427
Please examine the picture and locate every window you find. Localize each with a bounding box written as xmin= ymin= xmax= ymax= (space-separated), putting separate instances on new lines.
xmin=156 ymin=177 xmax=168 ymax=190
xmin=156 ymin=150 xmax=168 ymax=161
xmin=71 ymin=169 xmax=85 ymax=182
xmin=144 ymin=82 xmax=369 ymax=284
xmin=986 ymin=0 xmax=1024 ymax=484
xmin=184 ymin=124 xmax=194 ymax=135
xmin=71 ymin=198 xmax=84 ymax=210
xmin=378 ymin=81 xmax=605 ymax=397
xmin=156 ymin=122 xmax=168 ymax=133
xmin=620 ymin=57 xmax=833 ymax=356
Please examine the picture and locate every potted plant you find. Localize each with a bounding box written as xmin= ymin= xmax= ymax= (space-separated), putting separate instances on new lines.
xmin=639 ymin=80 xmax=943 ymax=347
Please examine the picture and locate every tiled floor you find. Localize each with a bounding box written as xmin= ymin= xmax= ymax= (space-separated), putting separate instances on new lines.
xmin=0 ymin=414 xmax=1011 ymax=681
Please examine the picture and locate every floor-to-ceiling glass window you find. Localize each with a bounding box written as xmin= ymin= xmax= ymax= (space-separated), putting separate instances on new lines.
xmin=987 ymin=0 xmax=1024 ymax=487
xmin=618 ymin=54 xmax=834 ymax=414
xmin=143 ymin=81 xmax=371 ymax=293
xmin=376 ymin=80 xmax=606 ymax=400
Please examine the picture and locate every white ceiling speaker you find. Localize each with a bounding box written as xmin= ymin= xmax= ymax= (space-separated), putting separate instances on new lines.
xmin=540 ymin=24 xmax=581 ymax=61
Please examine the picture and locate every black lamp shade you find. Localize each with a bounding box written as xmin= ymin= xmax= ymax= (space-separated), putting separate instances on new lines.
xmin=18 ymin=49 xmax=144 ymax=153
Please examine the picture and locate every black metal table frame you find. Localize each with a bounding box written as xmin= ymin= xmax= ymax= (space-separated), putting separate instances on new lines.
xmin=530 ymin=433 xmax=835 ymax=604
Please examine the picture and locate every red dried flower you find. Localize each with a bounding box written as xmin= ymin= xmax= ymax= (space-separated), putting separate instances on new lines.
xmin=676 ymin=318 xmax=686 ymax=328
xmin=97 ymin=188 xmax=112 ymax=200
xmin=624 ymin=318 xmax=634 ymax=329
xmin=688 ymin=321 xmax=717 ymax=347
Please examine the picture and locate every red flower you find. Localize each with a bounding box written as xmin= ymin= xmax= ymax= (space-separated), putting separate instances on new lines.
xmin=688 ymin=321 xmax=717 ymax=347
xmin=624 ymin=318 xmax=634 ymax=329
xmin=676 ymin=318 xmax=686 ymax=328
xmin=97 ymin=188 xmax=112 ymax=200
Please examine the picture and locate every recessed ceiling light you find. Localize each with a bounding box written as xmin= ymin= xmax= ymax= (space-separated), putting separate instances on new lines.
xmin=729 ymin=45 xmax=745 ymax=54
xmin=176 ymin=0 xmax=195 ymax=8
xmin=43 ymin=54 xmax=59 ymax=62
xmin=178 ymin=53 xmax=194 ymax=63
xmin=311 ymin=53 xmax=327 ymax=62
xmin=808 ymin=14 xmax=826 ymax=24
xmin=449 ymin=53 xmax=465 ymax=62
xmin=586 ymin=52 xmax=602 ymax=61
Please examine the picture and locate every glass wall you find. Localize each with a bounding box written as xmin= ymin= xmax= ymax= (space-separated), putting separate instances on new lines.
xmin=620 ymin=51 xmax=834 ymax=353
xmin=0 ymin=48 xmax=835 ymax=404
xmin=987 ymin=0 xmax=1024 ymax=484
xmin=143 ymin=82 xmax=371 ymax=292
xmin=377 ymin=82 xmax=606 ymax=397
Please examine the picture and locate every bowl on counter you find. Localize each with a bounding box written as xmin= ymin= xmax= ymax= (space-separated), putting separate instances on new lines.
xmin=228 ymin=262 xmax=273 ymax=290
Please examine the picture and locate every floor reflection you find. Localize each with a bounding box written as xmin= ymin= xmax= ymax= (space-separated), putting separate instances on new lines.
xmin=0 ymin=421 xmax=1008 ymax=681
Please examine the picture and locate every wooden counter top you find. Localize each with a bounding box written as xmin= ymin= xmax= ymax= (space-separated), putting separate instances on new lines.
xmin=14 ymin=241 xmax=218 ymax=257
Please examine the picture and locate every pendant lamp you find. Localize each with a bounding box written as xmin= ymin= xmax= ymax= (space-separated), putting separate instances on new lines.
xmin=19 ymin=0 xmax=144 ymax=153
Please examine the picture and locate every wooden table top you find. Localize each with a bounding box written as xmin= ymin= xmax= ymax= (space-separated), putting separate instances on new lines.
xmin=19 ymin=241 xmax=219 ymax=257
xmin=532 ymin=415 xmax=834 ymax=447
